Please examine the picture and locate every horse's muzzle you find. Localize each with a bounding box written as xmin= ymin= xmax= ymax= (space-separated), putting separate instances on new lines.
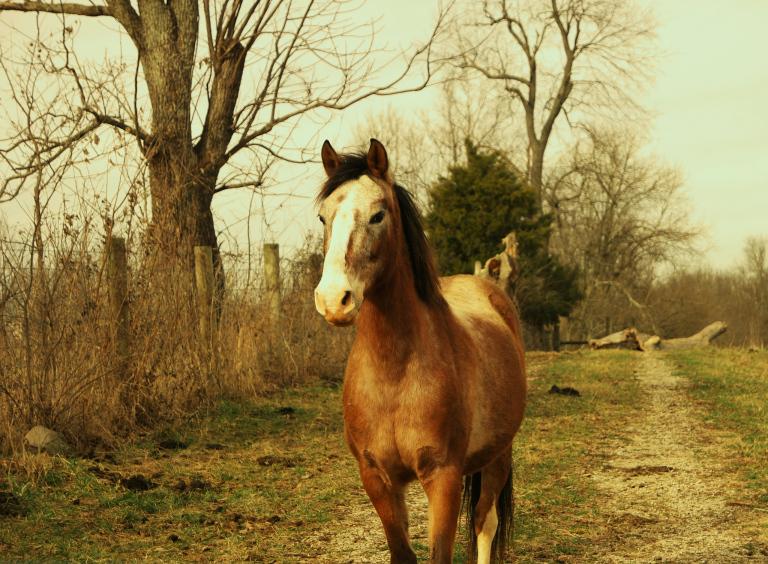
xmin=314 ymin=287 xmax=360 ymax=326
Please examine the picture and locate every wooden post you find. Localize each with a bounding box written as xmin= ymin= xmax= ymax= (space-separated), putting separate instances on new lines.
xmin=264 ymin=243 xmax=280 ymax=319
xmin=106 ymin=236 xmax=130 ymax=380
xmin=551 ymin=321 xmax=561 ymax=352
xmin=194 ymin=246 xmax=215 ymax=347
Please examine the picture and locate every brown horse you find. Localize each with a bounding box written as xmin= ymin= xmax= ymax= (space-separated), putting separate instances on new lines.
xmin=314 ymin=139 xmax=527 ymax=563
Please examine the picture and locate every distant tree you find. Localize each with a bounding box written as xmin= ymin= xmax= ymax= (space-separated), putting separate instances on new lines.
xmin=350 ymin=79 xmax=523 ymax=206
xmin=455 ymin=0 xmax=655 ymax=206
xmin=742 ymin=237 xmax=768 ymax=347
xmin=548 ymin=127 xmax=697 ymax=337
xmin=425 ymin=140 xmax=580 ymax=327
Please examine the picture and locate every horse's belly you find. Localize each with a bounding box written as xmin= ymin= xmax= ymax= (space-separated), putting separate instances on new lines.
xmin=463 ymin=364 xmax=525 ymax=474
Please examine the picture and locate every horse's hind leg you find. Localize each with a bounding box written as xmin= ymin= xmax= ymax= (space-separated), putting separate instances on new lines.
xmin=359 ymin=465 xmax=416 ymax=564
xmin=475 ymin=449 xmax=512 ymax=564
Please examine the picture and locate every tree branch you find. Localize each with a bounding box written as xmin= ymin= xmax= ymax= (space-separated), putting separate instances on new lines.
xmin=0 ymin=1 xmax=109 ymax=16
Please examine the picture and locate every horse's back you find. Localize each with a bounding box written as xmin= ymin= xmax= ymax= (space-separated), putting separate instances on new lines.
xmin=440 ymin=275 xmax=522 ymax=339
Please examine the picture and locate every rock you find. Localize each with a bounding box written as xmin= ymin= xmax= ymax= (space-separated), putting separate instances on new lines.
xmin=23 ymin=426 xmax=71 ymax=456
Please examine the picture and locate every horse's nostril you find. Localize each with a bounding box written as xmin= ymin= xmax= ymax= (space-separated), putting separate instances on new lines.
xmin=341 ymin=291 xmax=351 ymax=306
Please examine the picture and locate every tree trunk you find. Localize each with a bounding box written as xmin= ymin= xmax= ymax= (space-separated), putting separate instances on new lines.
xmin=528 ymin=141 xmax=545 ymax=209
xmin=652 ymin=322 xmax=728 ymax=351
xmin=589 ymin=328 xmax=643 ymax=351
xmin=134 ymin=0 xmax=226 ymax=272
xmin=147 ymin=154 xmax=218 ymax=258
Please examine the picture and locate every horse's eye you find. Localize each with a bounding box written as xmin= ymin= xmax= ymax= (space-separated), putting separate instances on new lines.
xmin=369 ymin=211 xmax=385 ymax=225
xmin=318 ymin=215 xmax=326 ymax=225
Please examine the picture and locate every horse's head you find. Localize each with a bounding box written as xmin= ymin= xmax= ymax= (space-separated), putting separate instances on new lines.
xmin=314 ymin=139 xmax=397 ymax=326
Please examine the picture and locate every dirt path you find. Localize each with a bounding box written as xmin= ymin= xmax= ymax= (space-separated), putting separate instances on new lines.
xmin=592 ymin=353 xmax=762 ymax=562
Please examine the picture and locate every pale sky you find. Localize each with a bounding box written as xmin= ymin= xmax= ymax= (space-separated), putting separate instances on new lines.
xmin=0 ymin=1 xmax=766 ymax=270
xmin=642 ymin=0 xmax=768 ymax=268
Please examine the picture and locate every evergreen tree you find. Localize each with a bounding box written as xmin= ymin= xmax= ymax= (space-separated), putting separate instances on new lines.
xmin=425 ymin=141 xmax=580 ymax=327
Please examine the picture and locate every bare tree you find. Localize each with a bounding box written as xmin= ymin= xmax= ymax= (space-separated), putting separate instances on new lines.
xmin=0 ymin=0 xmax=448 ymax=275
xmin=742 ymin=236 xmax=768 ymax=346
xmin=455 ymin=0 xmax=654 ymax=205
xmin=548 ymin=128 xmax=697 ymax=337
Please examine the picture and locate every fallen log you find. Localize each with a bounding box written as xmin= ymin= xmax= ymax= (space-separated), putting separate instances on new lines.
xmin=590 ymin=322 xmax=727 ymax=351
xmin=589 ymin=328 xmax=643 ymax=351
xmin=646 ymin=321 xmax=728 ymax=351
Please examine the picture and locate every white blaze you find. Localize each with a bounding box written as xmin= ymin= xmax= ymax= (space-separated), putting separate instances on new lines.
xmin=315 ymin=178 xmax=380 ymax=319
xmin=315 ymin=207 xmax=356 ymax=316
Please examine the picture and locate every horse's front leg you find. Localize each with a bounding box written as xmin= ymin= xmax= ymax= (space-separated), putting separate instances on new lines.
xmin=359 ymin=464 xmax=417 ymax=564
xmin=420 ymin=464 xmax=463 ymax=563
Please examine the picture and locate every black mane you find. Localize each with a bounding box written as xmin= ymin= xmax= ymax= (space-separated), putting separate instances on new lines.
xmin=317 ymin=152 xmax=445 ymax=307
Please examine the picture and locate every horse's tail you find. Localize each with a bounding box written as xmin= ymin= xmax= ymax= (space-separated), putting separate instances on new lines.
xmin=463 ymin=462 xmax=515 ymax=563
xmin=496 ymin=467 xmax=515 ymax=561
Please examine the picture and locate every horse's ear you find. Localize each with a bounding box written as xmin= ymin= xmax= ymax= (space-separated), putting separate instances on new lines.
xmin=367 ymin=138 xmax=389 ymax=179
xmin=321 ymin=140 xmax=341 ymax=178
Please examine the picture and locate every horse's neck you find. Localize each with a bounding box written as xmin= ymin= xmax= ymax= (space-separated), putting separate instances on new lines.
xmin=355 ymin=279 xmax=433 ymax=369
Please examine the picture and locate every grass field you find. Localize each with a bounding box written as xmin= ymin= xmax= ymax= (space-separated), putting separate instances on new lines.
xmin=1 ymin=349 xmax=766 ymax=562
xmin=669 ymin=348 xmax=768 ymax=506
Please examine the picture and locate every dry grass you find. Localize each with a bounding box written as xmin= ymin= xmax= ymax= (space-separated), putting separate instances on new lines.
xmin=3 ymin=350 xmax=766 ymax=561
xmin=0 ymin=224 xmax=352 ymax=455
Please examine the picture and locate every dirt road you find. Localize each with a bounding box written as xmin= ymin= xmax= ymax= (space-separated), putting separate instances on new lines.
xmin=591 ymin=354 xmax=764 ymax=562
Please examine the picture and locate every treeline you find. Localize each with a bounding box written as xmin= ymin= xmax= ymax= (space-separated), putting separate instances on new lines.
xmin=649 ymin=243 xmax=768 ymax=346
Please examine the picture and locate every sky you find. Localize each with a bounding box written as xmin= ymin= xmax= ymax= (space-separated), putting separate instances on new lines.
xmin=0 ymin=0 xmax=766 ymax=270
xmin=641 ymin=0 xmax=768 ymax=267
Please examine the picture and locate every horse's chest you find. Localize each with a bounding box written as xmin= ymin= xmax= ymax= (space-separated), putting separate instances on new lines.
xmin=343 ymin=375 xmax=465 ymax=478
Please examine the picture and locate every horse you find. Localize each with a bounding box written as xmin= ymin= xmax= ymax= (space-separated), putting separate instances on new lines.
xmin=314 ymin=138 xmax=527 ymax=563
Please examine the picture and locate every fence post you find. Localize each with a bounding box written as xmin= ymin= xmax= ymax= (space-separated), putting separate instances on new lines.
xmin=551 ymin=322 xmax=561 ymax=352
xmin=194 ymin=246 xmax=215 ymax=348
xmin=106 ymin=236 xmax=130 ymax=380
xmin=264 ymin=243 xmax=280 ymax=319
